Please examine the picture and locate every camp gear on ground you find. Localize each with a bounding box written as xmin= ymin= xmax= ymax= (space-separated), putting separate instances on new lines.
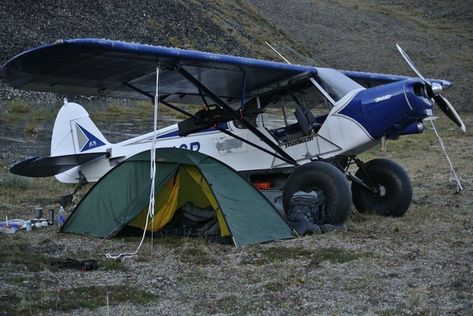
xmin=286 ymin=191 xmax=324 ymax=235
xmin=48 ymin=209 xmax=54 ymax=225
xmin=61 ymin=148 xmax=294 ymax=246
xmin=35 ymin=207 xmax=43 ymax=219
xmin=58 ymin=206 xmax=66 ymax=227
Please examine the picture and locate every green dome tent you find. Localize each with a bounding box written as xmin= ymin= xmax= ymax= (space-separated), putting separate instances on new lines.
xmin=61 ymin=148 xmax=294 ymax=246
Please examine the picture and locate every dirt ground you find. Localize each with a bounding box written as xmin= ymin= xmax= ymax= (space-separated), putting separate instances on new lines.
xmin=0 ymin=113 xmax=472 ymax=315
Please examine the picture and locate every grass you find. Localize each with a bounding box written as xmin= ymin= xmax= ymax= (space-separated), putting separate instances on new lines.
xmin=332 ymin=0 xmax=472 ymax=39
xmin=9 ymin=98 xmax=31 ymax=114
xmin=2 ymin=98 xmax=57 ymax=124
xmin=0 ymin=107 xmax=471 ymax=314
xmin=307 ymin=247 xmax=373 ymax=267
xmin=24 ymin=120 xmax=38 ymax=135
xmin=0 ymin=234 xmax=153 ymax=314
xmin=0 ymin=172 xmax=73 ymax=207
xmin=244 ymin=245 xmax=373 ymax=266
xmin=203 ymin=0 xmax=317 ymax=63
xmin=100 ymin=259 xmax=128 ymax=271
xmin=89 ymin=100 xmax=197 ymax=125
xmin=0 ymin=285 xmax=158 ymax=314
xmin=173 ymin=239 xmax=220 ymax=265
xmin=344 ymin=277 xmax=371 ymax=291
xmin=194 ymin=294 xmax=241 ymax=314
xmin=0 ymin=236 xmax=52 ymax=271
xmin=0 ymin=173 xmax=32 ymax=191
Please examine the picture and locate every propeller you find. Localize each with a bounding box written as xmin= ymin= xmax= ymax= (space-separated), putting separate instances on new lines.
xmin=396 ymin=44 xmax=466 ymax=132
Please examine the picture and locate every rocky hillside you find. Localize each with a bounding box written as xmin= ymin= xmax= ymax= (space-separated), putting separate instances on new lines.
xmin=0 ymin=0 xmax=307 ymax=102
xmin=1 ymin=0 xmax=471 ymax=111
xmin=248 ymin=0 xmax=473 ymax=111
xmin=0 ymin=0 xmax=309 ymax=62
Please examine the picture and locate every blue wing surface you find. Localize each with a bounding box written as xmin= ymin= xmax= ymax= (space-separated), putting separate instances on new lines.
xmin=2 ymin=38 xmax=452 ymax=103
xmin=2 ymin=38 xmax=317 ymax=103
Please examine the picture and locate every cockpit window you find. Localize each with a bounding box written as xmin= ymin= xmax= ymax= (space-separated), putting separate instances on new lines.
xmin=315 ymin=68 xmax=364 ymax=102
xmin=233 ymin=69 xmax=363 ymax=135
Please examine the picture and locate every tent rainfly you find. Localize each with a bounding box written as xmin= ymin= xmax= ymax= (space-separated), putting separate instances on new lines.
xmin=61 ymin=148 xmax=295 ymax=246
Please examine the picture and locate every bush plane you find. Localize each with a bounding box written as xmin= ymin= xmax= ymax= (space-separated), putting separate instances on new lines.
xmin=2 ymin=38 xmax=465 ymax=224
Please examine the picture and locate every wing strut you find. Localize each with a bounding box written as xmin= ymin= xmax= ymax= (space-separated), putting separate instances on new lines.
xmin=123 ymin=81 xmax=196 ymax=119
xmin=122 ymin=80 xmax=298 ymax=165
xmin=177 ymin=66 xmax=297 ymax=166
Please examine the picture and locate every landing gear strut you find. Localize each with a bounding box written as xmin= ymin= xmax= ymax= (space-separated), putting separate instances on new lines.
xmin=349 ymin=158 xmax=412 ymax=217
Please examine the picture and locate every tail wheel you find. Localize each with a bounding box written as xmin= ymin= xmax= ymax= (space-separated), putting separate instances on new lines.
xmin=351 ymin=158 xmax=412 ymax=217
xmin=282 ymin=161 xmax=352 ymax=225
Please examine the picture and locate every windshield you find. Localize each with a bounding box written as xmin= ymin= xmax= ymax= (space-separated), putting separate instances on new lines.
xmin=316 ymin=68 xmax=364 ymax=102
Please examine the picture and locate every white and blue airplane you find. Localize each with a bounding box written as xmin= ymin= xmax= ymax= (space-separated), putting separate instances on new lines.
xmin=2 ymin=38 xmax=465 ymax=224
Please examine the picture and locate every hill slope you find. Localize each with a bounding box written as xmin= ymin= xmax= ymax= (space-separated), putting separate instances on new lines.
xmin=0 ymin=0 xmax=307 ymax=101
xmin=3 ymin=0 xmax=469 ymax=112
xmin=248 ymin=0 xmax=473 ymax=111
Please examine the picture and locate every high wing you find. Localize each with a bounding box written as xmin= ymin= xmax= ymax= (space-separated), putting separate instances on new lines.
xmin=341 ymin=70 xmax=452 ymax=89
xmin=2 ymin=38 xmax=452 ymax=103
xmin=1 ymin=38 xmax=318 ymax=104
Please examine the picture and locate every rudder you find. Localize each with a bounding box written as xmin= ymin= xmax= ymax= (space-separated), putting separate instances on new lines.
xmin=51 ymin=100 xmax=110 ymax=157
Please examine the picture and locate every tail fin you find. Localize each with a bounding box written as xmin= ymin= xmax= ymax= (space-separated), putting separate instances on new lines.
xmin=51 ymin=100 xmax=110 ymax=157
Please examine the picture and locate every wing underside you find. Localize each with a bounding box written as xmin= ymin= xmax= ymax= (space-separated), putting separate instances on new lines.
xmin=2 ymin=38 xmax=318 ymax=104
xmin=2 ymin=38 xmax=451 ymax=104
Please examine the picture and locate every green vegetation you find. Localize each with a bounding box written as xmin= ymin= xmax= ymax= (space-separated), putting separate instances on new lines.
xmin=307 ymin=247 xmax=373 ymax=267
xmin=0 ymin=171 xmax=72 ymax=206
xmin=100 ymin=259 xmax=127 ymax=271
xmin=0 ymin=173 xmax=32 ymax=191
xmin=203 ymin=0 xmax=317 ymax=63
xmin=244 ymin=245 xmax=373 ymax=266
xmin=24 ymin=120 xmax=38 ymax=135
xmin=0 ymin=285 xmax=158 ymax=314
xmin=0 ymin=235 xmax=153 ymax=314
xmin=88 ymin=100 xmax=196 ymax=124
xmin=9 ymin=98 xmax=31 ymax=114
xmin=344 ymin=277 xmax=371 ymax=291
xmin=0 ymin=237 xmax=52 ymax=271
xmin=194 ymin=294 xmax=240 ymax=314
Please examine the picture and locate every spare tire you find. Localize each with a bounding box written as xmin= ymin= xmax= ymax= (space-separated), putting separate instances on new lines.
xmin=282 ymin=161 xmax=351 ymax=225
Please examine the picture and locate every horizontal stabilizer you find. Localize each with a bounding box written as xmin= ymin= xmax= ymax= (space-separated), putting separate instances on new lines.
xmin=10 ymin=153 xmax=108 ymax=177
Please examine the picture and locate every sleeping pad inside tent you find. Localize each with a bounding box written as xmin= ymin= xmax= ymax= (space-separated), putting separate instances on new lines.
xmin=61 ymin=148 xmax=295 ymax=246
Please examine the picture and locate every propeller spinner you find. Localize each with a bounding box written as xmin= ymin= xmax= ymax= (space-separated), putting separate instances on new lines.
xmin=396 ymin=44 xmax=466 ymax=132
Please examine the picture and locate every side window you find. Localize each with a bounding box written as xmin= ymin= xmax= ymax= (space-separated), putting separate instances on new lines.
xmin=232 ymin=97 xmax=261 ymax=129
xmin=261 ymin=90 xmax=330 ymax=130
xmin=261 ymin=96 xmax=298 ymax=130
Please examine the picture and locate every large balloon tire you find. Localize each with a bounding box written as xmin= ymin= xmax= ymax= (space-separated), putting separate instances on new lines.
xmin=282 ymin=161 xmax=352 ymax=225
xmin=351 ymin=158 xmax=412 ymax=217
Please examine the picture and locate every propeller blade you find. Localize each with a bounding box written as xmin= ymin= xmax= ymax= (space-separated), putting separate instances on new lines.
xmin=396 ymin=44 xmax=430 ymax=85
xmin=433 ymin=95 xmax=466 ymax=132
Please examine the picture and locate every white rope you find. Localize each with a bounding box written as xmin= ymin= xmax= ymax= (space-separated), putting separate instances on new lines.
xmin=428 ymin=119 xmax=463 ymax=192
xmin=106 ymin=65 xmax=160 ymax=260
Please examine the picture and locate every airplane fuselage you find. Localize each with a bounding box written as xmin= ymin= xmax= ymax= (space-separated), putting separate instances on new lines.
xmin=61 ymin=77 xmax=430 ymax=183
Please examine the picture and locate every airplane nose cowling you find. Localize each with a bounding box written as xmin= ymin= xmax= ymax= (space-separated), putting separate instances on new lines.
xmin=338 ymin=79 xmax=430 ymax=140
xmin=404 ymin=79 xmax=433 ymax=118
